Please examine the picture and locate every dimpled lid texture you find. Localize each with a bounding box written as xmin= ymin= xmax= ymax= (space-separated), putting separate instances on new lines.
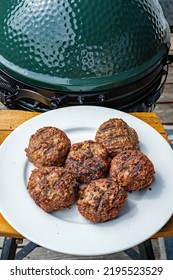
xmin=0 ymin=0 xmax=170 ymax=91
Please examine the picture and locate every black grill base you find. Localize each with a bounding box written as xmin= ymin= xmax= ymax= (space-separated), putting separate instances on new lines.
xmin=0 ymin=59 xmax=169 ymax=113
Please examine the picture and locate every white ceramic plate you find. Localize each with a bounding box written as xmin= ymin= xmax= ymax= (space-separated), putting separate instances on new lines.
xmin=0 ymin=106 xmax=173 ymax=256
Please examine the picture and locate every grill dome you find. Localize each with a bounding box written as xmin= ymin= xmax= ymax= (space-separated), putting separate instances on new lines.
xmin=0 ymin=0 xmax=170 ymax=92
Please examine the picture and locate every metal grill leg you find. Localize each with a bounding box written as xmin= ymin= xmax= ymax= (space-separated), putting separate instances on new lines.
xmin=1 ymin=238 xmax=17 ymax=260
xmin=15 ymin=242 xmax=39 ymax=260
xmin=138 ymin=239 xmax=155 ymax=260
xmin=124 ymin=248 xmax=140 ymax=260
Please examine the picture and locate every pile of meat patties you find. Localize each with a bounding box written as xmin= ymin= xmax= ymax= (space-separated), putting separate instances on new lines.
xmin=25 ymin=118 xmax=155 ymax=223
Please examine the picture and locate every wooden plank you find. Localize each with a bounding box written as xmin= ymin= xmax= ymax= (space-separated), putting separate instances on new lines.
xmin=166 ymin=67 xmax=173 ymax=84
xmin=170 ymin=33 xmax=173 ymax=54
xmin=0 ymin=110 xmax=40 ymax=144
xmin=0 ymin=110 xmax=39 ymax=131
xmin=152 ymin=216 xmax=173 ymax=238
xmin=0 ymin=215 xmax=23 ymax=239
xmin=160 ymin=84 xmax=173 ymax=95
xmin=0 ymin=131 xmax=11 ymax=145
xmin=154 ymin=104 xmax=173 ymax=124
xmin=154 ymin=58 xmax=173 ymax=124
xmin=0 ymin=111 xmax=168 ymax=142
xmin=131 ymin=112 xmax=168 ymax=140
xmin=166 ymin=74 xmax=173 ymax=85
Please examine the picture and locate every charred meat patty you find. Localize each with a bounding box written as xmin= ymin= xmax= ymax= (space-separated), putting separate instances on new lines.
xmin=95 ymin=118 xmax=139 ymax=157
xmin=77 ymin=178 xmax=127 ymax=223
xmin=27 ymin=167 xmax=79 ymax=212
xmin=25 ymin=126 xmax=71 ymax=167
xmin=110 ymin=149 xmax=155 ymax=191
xmin=65 ymin=140 xmax=110 ymax=184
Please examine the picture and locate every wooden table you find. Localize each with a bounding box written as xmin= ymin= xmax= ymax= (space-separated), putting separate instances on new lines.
xmin=0 ymin=110 xmax=173 ymax=254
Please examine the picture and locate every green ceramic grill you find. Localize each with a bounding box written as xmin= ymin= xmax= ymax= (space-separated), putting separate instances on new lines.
xmin=0 ymin=0 xmax=171 ymax=111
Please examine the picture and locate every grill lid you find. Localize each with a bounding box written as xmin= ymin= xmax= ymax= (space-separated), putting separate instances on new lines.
xmin=0 ymin=0 xmax=170 ymax=92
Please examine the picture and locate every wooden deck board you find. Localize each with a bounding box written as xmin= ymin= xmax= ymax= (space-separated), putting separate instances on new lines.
xmin=154 ymin=40 xmax=173 ymax=124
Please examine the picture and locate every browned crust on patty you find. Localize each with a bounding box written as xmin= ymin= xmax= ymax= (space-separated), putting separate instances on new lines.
xmin=95 ymin=118 xmax=139 ymax=157
xmin=65 ymin=140 xmax=110 ymax=184
xmin=25 ymin=126 xmax=71 ymax=167
xmin=77 ymin=178 xmax=127 ymax=222
xmin=27 ymin=167 xmax=79 ymax=212
xmin=110 ymin=149 xmax=155 ymax=191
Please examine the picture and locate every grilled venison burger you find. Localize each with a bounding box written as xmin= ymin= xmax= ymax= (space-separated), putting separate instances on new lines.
xmin=110 ymin=149 xmax=155 ymax=191
xmin=65 ymin=140 xmax=110 ymax=184
xmin=77 ymin=178 xmax=127 ymax=223
xmin=27 ymin=167 xmax=79 ymax=212
xmin=25 ymin=126 xmax=71 ymax=167
xmin=95 ymin=118 xmax=139 ymax=157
